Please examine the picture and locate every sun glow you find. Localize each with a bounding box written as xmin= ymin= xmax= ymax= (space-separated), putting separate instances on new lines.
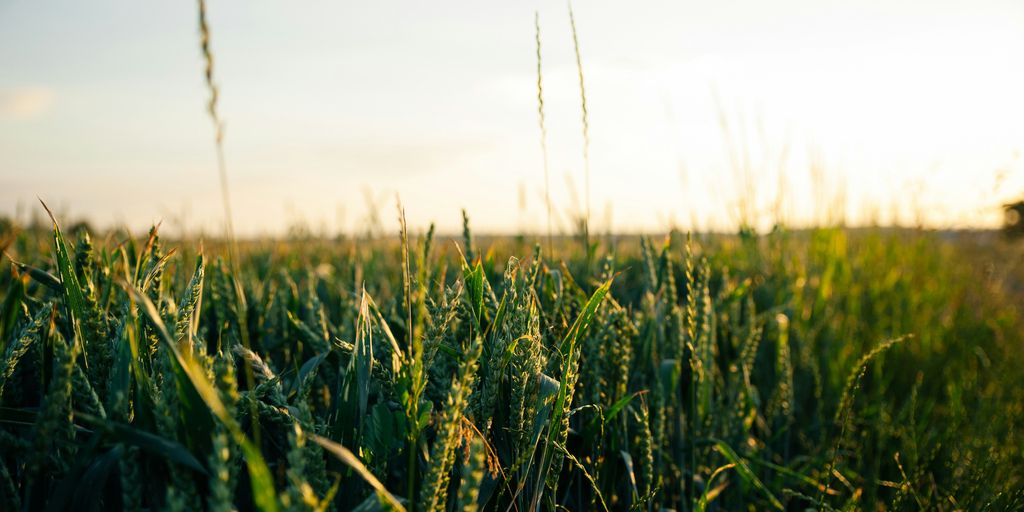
xmin=1 ymin=0 xmax=1022 ymax=235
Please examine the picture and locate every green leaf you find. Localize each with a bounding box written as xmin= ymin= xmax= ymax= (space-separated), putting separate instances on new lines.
xmin=696 ymin=462 xmax=736 ymax=512
xmin=353 ymin=288 xmax=374 ymax=422
xmin=619 ymin=450 xmax=639 ymax=500
xmin=106 ymin=323 xmax=132 ymax=415
xmin=603 ymin=391 xmax=643 ymax=424
xmin=557 ymin=278 xmax=613 ymax=356
xmin=313 ymin=434 xmax=408 ymax=512
xmin=485 ymin=291 xmax=507 ymax=339
xmin=41 ymin=200 xmax=87 ymax=353
xmin=531 ymin=278 xmax=613 ymax=508
xmin=713 ymin=441 xmax=784 ymax=510
xmin=70 ymin=445 xmax=125 ymax=511
xmin=10 ymin=259 xmax=62 ymax=293
xmin=127 ymin=286 xmax=279 ymax=512
xmin=0 ymin=406 xmax=45 ymax=427
xmin=463 ymin=262 xmax=485 ymax=328
xmin=529 ymin=373 xmax=561 ymax=440
xmin=291 ymin=352 xmax=328 ymax=398
xmin=76 ymin=413 xmax=206 ymax=473
xmin=0 ymin=271 xmax=25 ymax=344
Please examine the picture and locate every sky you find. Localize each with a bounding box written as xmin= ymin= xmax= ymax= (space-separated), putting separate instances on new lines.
xmin=2 ymin=0 xmax=1023 ymax=237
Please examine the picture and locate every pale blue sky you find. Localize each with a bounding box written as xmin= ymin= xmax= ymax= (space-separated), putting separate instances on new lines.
xmin=2 ymin=0 xmax=1023 ymax=236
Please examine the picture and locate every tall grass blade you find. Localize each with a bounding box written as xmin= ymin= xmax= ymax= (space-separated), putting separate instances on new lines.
xmin=312 ymin=435 xmax=407 ymax=512
xmin=127 ymin=286 xmax=279 ymax=512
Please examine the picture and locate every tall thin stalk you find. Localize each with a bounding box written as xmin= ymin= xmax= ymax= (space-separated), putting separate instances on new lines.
xmin=534 ymin=12 xmax=553 ymax=259
xmin=398 ymin=202 xmax=425 ymax=505
xmin=197 ymin=0 xmax=259 ymax=447
xmin=568 ymin=2 xmax=591 ymax=249
xmin=197 ymin=0 xmax=237 ymax=264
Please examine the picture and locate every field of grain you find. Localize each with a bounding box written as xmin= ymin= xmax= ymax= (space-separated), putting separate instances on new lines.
xmin=3 ymin=1 xmax=1023 ymax=510
xmin=1 ymin=216 xmax=1022 ymax=511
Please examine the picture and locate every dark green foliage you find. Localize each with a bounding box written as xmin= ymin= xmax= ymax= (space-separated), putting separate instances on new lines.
xmin=0 ymin=217 xmax=1022 ymax=511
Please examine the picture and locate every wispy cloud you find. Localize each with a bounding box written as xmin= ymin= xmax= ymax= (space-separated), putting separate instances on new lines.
xmin=0 ymin=87 xmax=55 ymax=120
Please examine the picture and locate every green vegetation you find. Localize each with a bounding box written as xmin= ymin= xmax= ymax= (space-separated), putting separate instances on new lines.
xmin=0 ymin=211 xmax=1022 ymax=511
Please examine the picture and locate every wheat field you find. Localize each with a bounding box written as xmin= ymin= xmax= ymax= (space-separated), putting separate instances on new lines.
xmin=2 ymin=1 xmax=1023 ymax=511
xmin=0 ymin=216 xmax=1022 ymax=511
